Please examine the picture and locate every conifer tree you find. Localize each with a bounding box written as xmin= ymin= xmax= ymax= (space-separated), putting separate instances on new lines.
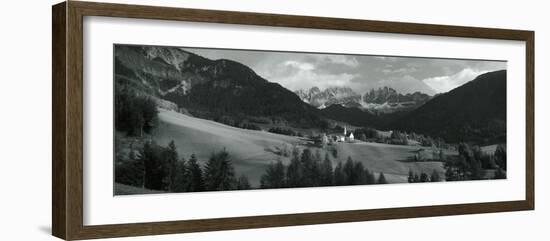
xmin=185 ymin=154 xmax=205 ymax=192
xmin=300 ymin=149 xmax=321 ymax=186
xmin=164 ymin=140 xmax=179 ymax=191
xmin=287 ymin=148 xmax=304 ymax=187
xmin=236 ymin=174 xmax=251 ymax=190
xmin=140 ymin=141 xmax=165 ymax=190
xmin=320 ymin=153 xmax=333 ymax=186
xmin=333 ymin=161 xmax=345 ymax=186
xmin=377 ymin=172 xmax=388 ymax=184
xmin=204 ymin=149 xmax=237 ymax=191
xmin=343 ymin=157 xmax=355 ymax=185
xmin=260 ymin=160 xmax=286 ymax=188
xmin=172 ymin=158 xmax=187 ymax=192
xmin=353 ymin=161 xmax=366 ymax=184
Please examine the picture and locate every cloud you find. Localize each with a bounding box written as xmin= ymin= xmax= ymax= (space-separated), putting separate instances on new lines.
xmin=382 ymin=67 xmax=417 ymax=74
xmin=422 ymin=68 xmax=500 ymax=93
xmin=266 ymin=61 xmax=357 ymax=91
xmin=283 ymin=60 xmax=315 ymax=71
xmin=323 ymin=55 xmax=359 ymax=67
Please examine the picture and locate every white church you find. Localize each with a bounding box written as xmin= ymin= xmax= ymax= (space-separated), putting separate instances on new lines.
xmin=344 ymin=126 xmax=354 ymax=142
xmin=333 ymin=127 xmax=354 ymax=142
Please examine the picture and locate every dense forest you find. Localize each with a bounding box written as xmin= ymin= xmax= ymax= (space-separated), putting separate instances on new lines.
xmin=260 ymin=148 xmax=388 ymax=189
xmin=116 ymin=140 xmax=252 ymax=192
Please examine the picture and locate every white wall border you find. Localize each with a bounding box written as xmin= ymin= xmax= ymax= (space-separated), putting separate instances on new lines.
xmin=83 ymin=16 xmax=526 ymax=226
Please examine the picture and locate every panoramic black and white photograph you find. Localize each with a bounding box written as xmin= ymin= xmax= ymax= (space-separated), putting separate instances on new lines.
xmin=113 ymin=44 xmax=507 ymax=195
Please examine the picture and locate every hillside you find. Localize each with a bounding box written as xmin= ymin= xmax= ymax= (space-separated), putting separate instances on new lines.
xmin=115 ymin=45 xmax=322 ymax=128
xmin=153 ymin=109 xmax=303 ymax=186
xmin=153 ymin=109 xmax=444 ymax=186
xmin=390 ymin=70 xmax=507 ymax=144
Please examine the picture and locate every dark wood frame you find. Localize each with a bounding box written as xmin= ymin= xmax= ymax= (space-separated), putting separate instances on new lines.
xmin=52 ymin=1 xmax=535 ymax=240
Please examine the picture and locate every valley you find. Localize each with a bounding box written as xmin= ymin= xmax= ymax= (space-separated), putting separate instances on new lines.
xmin=151 ymin=109 xmax=448 ymax=187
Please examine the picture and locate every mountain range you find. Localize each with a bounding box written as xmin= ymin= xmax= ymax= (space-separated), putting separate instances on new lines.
xmin=115 ymin=45 xmax=322 ymax=126
xmin=114 ymin=44 xmax=506 ymax=144
xmin=294 ymin=86 xmax=431 ymax=114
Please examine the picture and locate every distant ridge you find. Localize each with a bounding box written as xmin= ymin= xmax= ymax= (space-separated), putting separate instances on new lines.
xmin=295 ymin=86 xmax=431 ymax=114
xmin=390 ymin=70 xmax=507 ymax=144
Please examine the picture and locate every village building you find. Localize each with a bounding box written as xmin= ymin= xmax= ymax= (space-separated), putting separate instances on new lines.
xmin=314 ymin=133 xmax=330 ymax=146
xmin=341 ymin=127 xmax=355 ymax=142
xmin=328 ymin=126 xmax=356 ymax=143
xmin=345 ymin=127 xmax=354 ymax=141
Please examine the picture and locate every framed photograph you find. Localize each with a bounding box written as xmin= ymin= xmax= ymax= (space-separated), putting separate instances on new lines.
xmin=52 ymin=1 xmax=534 ymax=240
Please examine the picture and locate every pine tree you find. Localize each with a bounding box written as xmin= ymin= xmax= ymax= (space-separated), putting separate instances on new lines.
xmin=164 ymin=140 xmax=179 ymax=191
xmin=353 ymin=161 xmax=366 ymax=184
xmin=300 ymin=149 xmax=314 ymax=186
xmin=236 ymin=174 xmax=251 ymax=190
xmin=114 ymin=140 xmax=145 ymax=188
xmin=299 ymin=149 xmax=321 ymax=187
xmin=135 ymin=96 xmax=159 ymax=135
xmin=172 ymin=159 xmax=187 ymax=192
xmin=185 ymin=154 xmax=205 ymax=192
xmin=377 ymin=173 xmax=388 ymax=184
xmin=140 ymin=141 xmax=165 ymax=190
xmin=343 ymin=157 xmax=355 ymax=185
xmin=204 ymin=149 xmax=237 ymax=191
xmin=260 ymin=160 xmax=286 ymax=188
xmin=320 ymin=153 xmax=333 ymax=186
xmin=333 ymin=161 xmax=345 ymax=186
xmin=287 ymin=148 xmax=303 ymax=187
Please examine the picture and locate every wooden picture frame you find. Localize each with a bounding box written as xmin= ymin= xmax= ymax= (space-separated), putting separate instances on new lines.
xmin=52 ymin=1 xmax=534 ymax=240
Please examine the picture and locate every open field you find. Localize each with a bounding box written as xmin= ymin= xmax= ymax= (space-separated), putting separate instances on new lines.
xmin=153 ymin=109 xmax=448 ymax=186
xmin=334 ymin=142 xmax=447 ymax=183
xmin=154 ymin=109 xmax=302 ymax=186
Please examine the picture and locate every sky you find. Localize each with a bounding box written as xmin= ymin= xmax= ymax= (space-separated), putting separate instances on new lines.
xmin=181 ymin=47 xmax=506 ymax=95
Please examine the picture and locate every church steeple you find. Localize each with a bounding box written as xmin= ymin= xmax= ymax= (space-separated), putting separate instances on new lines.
xmin=344 ymin=126 xmax=347 ymax=135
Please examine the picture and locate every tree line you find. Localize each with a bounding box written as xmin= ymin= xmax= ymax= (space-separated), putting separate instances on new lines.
xmin=267 ymin=127 xmax=305 ymax=137
xmin=116 ymin=140 xmax=251 ymax=192
xmin=444 ymin=143 xmax=506 ymax=181
xmin=407 ymin=169 xmax=442 ymax=183
xmin=260 ymin=147 xmax=388 ymax=189
xmin=409 ymin=143 xmax=506 ymax=183
xmin=115 ymin=84 xmax=159 ymax=137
